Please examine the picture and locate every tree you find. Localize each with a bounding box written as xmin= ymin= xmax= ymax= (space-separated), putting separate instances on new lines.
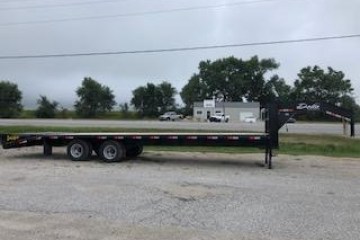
xmin=292 ymin=66 xmax=354 ymax=108
xmin=242 ymin=56 xmax=279 ymax=103
xmin=35 ymin=95 xmax=58 ymax=118
xmin=180 ymin=56 xmax=284 ymax=111
xmin=59 ymin=106 xmax=70 ymax=118
xmin=119 ymin=102 xmax=129 ymax=114
xmin=264 ymin=75 xmax=292 ymax=104
xmin=74 ymin=77 xmax=116 ymax=118
xmin=131 ymin=81 xmax=177 ymax=117
xmin=354 ymin=103 xmax=360 ymax=122
xmin=119 ymin=102 xmax=132 ymax=118
xmin=0 ymin=81 xmax=23 ymax=118
xmin=156 ymin=81 xmax=177 ymax=113
xmin=180 ymin=74 xmax=208 ymax=115
xmin=131 ymin=83 xmax=158 ymax=117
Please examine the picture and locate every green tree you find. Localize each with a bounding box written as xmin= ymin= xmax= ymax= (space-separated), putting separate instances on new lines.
xmin=131 ymin=81 xmax=177 ymax=117
xmin=157 ymin=81 xmax=177 ymax=113
xmin=119 ymin=102 xmax=129 ymax=114
xmin=0 ymin=81 xmax=23 ymax=118
xmin=131 ymin=83 xmax=158 ymax=117
xmin=35 ymin=95 xmax=58 ymax=118
xmin=74 ymin=77 xmax=116 ymax=118
xmin=264 ymin=75 xmax=292 ymax=103
xmin=180 ymin=56 xmax=283 ymax=111
xmin=180 ymin=74 xmax=208 ymax=115
xmin=336 ymin=95 xmax=360 ymax=121
xmin=292 ymin=66 xmax=354 ymax=108
xmin=354 ymin=104 xmax=360 ymax=122
xmin=242 ymin=56 xmax=279 ymax=103
xmin=59 ymin=106 xmax=70 ymax=118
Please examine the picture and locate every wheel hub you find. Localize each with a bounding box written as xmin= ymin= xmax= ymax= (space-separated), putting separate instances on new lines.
xmin=70 ymin=143 xmax=83 ymax=158
xmin=103 ymin=145 xmax=117 ymax=159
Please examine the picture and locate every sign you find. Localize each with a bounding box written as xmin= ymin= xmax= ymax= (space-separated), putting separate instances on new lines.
xmin=296 ymin=103 xmax=320 ymax=111
xmin=203 ymin=99 xmax=215 ymax=108
xmin=6 ymin=135 xmax=19 ymax=142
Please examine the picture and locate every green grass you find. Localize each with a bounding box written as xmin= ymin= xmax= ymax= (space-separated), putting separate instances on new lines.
xmin=0 ymin=125 xmax=225 ymax=134
xmin=18 ymin=110 xmax=141 ymax=120
xmin=145 ymin=146 xmax=262 ymax=154
xmin=279 ymin=134 xmax=360 ymax=158
xmin=0 ymin=126 xmax=359 ymax=158
xmin=19 ymin=110 xmax=36 ymax=119
xmin=146 ymin=135 xmax=360 ymax=158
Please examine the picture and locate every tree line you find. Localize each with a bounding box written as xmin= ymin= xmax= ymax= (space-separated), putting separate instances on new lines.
xmin=0 ymin=55 xmax=359 ymax=120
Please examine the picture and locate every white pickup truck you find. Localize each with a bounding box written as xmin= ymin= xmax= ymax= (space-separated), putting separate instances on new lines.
xmin=208 ymin=113 xmax=230 ymax=123
xmin=159 ymin=112 xmax=183 ymax=121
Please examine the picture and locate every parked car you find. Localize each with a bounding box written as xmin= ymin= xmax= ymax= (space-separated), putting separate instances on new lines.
xmin=159 ymin=112 xmax=183 ymax=121
xmin=208 ymin=113 xmax=230 ymax=123
xmin=243 ymin=116 xmax=257 ymax=123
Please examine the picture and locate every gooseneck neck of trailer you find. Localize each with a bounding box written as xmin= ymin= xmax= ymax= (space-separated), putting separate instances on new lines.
xmin=265 ymin=101 xmax=356 ymax=149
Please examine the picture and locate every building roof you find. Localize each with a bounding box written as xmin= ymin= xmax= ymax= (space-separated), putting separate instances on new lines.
xmin=194 ymin=101 xmax=259 ymax=108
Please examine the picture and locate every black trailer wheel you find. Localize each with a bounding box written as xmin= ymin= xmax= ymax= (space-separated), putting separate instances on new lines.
xmin=99 ymin=141 xmax=126 ymax=162
xmin=126 ymin=144 xmax=143 ymax=158
xmin=67 ymin=139 xmax=91 ymax=161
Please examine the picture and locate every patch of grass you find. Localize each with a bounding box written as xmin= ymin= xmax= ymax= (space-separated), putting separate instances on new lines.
xmin=145 ymin=136 xmax=360 ymax=158
xmin=281 ymin=143 xmax=360 ymax=158
xmin=145 ymin=146 xmax=262 ymax=154
xmin=280 ymin=133 xmax=353 ymax=146
xmin=279 ymin=134 xmax=360 ymax=158
xmin=0 ymin=125 xmax=232 ymax=134
xmin=18 ymin=110 xmax=141 ymax=120
xmin=97 ymin=111 xmax=140 ymax=120
xmin=19 ymin=110 xmax=36 ymax=119
xmin=0 ymin=126 xmax=122 ymax=134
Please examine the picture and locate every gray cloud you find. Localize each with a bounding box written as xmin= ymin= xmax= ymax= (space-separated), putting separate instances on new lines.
xmin=0 ymin=0 xmax=359 ymax=109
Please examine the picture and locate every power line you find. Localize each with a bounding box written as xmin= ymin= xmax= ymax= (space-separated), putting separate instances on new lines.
xmin=0 ymin=0 xmax=125 ymax=2
xmin=0 ymin=34 xmax=359 ymax=60
xmin=0 ymin=0 xmax=298 ymax=26
xmin=0 ymin=0 xmax=47 ymax=2
xmin=0 ymin=0 xmax=126 ymax=11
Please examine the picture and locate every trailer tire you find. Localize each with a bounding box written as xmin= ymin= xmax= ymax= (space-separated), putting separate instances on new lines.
xmin=67 ymin=140 xmax=91 ymax=161
xmin=126 ymin=144 xmax=143 ymax=158
xmin=99 ymin=141 xmax=125 ymax=162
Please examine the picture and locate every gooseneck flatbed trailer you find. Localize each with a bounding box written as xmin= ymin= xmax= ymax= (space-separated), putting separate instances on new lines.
xmin=1 ymin=103 xmax=355 ymax=169
xmin=1 ymin=132 xmax=273 ymax=165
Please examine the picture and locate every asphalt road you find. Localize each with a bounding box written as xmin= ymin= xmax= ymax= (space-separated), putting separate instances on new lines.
xmin=0 ymin=118 xmax=359 ymax=136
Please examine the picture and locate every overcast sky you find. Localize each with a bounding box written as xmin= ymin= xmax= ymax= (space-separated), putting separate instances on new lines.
xmin=0 ymin=0 xmax=359 ymax=109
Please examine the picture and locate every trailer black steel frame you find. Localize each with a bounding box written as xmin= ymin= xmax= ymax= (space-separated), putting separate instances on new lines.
xmin=0 ymin=103 xmax=355 ymax=169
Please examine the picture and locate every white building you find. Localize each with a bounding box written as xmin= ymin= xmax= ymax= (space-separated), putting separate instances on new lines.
xmin=193 ymin=100 xmax=260 ymax=122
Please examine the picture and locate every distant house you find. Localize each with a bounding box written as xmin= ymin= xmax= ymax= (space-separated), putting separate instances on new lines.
xmin=193 ymin=100 xmax=260 ymax=122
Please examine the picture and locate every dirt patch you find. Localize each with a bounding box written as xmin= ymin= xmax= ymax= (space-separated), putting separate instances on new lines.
xmin=161 ymin=182 xmax=232 ymax=202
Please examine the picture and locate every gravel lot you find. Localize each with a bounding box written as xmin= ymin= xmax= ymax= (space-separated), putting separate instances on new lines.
xmin=0 ymin=147 xmax=359 ymax=240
